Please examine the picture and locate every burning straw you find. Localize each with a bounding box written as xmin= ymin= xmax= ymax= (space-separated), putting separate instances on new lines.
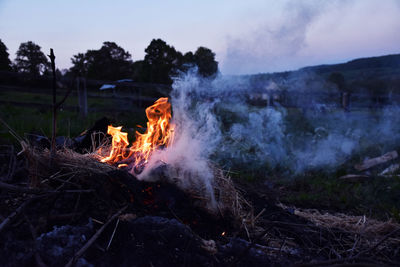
xmin=21 ymin=139 xmax=252 ymax=226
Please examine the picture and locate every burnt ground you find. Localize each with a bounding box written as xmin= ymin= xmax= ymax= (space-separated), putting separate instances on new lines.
xmin=0 ymin=140 xmax=399 ymax=267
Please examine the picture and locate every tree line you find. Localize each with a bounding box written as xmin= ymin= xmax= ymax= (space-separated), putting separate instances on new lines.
xmin=0 ymin=38 xmax=218 ymax=84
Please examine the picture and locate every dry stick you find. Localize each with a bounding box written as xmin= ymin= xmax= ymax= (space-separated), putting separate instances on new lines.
xmin=4 ymin=145 xmax=16 ymax=181
xmin=0 ymin=116 xmax=23 ymax=142
xmin=0 ymin=191 xmax=93 ymax=234
xmin=106 ymin=218 xmax=120 ymax=251
xmin=65 ymin=205 xmax=128 ymax=267
xmin=299 ymin=227 xmax=400 ymax=267
xmin=0 ymin=198 xmax=32 ymax=234
xmin=49 ymin=48 xmax=57 ymax=159
xmin=353 ymin=227 xmax=400 ymax=258
xmin=0 ymin=181 xmax=42 ymax=194
xmin=0 ymin=181 xmax=94 ymax=195
xmin=47 ymin=49 xmax=72 ymax=161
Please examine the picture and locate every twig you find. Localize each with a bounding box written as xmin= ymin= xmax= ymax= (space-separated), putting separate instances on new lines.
xmin=0 ymin=181 xmax=43 ymax=194
xmin=1 ymin=145 xmax=16 ymax=181
xmin=0 ymin=198 xmax=32 ymax=234
xmin=0 ymin=116 xmax=23 ymax=142
xmin=0 ymin=192 xmax=61 ymax=234
xmin=299 ymin=227 xmax=400 ymax=266
xmin=65 ymin=205 xmax=128 ymax=267
xmin=106 ymin=218 xmax=120 ymax=251
xmin=55 ymin=87 xmax=72 ymax=110
xmin=0 ymin=181 xmax=94 ymax=195
xmin=354 ymin=227 xmax=400 ymax=258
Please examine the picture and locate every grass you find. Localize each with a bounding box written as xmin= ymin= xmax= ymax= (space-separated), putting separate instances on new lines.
xmin=275 ymin=172 xmax=400 ymax=222
xmin=0 ymin=89 xmax=148 ymax=144
xmin=1 ymin=87 xmax=400 ymax=223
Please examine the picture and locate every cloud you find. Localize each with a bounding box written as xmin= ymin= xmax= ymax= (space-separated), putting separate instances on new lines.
xmin=221 ymin=0 xmax=400 ymax=75
xmin=222 ymin=0 xmax=327 ymax=74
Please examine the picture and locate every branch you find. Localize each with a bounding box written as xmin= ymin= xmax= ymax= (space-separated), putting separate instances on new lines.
xmin=0 ymin=198 xmax=32 ymax=234
xmin=65 ymin=205 xmax=128 ymax=267
xmin=55 ymin=87 xmax=73 ymax=110
xmin=0 ymin=181 xmax=94 ymax=195
xmin=0 ymin=191 xmax=93 ymax=234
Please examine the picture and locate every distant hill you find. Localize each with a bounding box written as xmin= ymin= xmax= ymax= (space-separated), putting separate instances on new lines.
xmin=300 ymin=54 xmax=400 ymax=74
xmin=250 ymin=53 xmax=400 ymax=94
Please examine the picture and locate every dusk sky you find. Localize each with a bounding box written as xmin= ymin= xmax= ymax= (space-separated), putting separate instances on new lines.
xmin=1 ymin=0 xmax=399 ymax=75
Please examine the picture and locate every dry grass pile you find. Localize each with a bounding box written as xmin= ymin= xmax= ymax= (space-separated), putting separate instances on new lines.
xmin=21 ymin=141 xmax=116 ymax=188
xmin=21 ymin=141 xmax=252 ymax=227
xmin=278 ymin=203 xmax=400 ymax=237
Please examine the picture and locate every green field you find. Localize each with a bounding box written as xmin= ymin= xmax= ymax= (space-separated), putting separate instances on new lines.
xmin=0 ymin=88 xmax=149 ymax=144
xmin=1 ymin=86 xmax=399 ymax=224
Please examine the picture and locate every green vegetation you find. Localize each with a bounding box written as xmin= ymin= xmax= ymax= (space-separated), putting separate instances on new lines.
xmin=0 ymin=91 xmax=148 ymax=144
xmin=69 ymin=39 xmax=219 ymax=84
xmin=0 ymin=39 xmax=12 ymax=71
xmin=277 ymin=173 xmax=400 ymax=222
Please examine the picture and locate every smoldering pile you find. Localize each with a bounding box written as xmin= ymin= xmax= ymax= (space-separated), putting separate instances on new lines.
xmin=1 ymin=128 xmax=399 ymax=266
xmin=0 ymin=135 xmax=264 ymax=267
xmin=1 ymin=70 xmax=400 ymax=266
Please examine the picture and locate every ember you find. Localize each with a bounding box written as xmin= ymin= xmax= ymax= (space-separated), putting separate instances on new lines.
xmin=98 ymin=97 xmax=174 ymax=174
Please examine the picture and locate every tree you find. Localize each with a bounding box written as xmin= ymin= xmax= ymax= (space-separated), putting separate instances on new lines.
xmin=193 ymin=47 xmax=218 ymax=78
xmin=0 ymin=39 xmax=12 ymax=71
xmin=178 ymin=51 xmax=196 ymax=72
xmin=70 ymin=42 xmax=134 ymax=80
xmin=143 ymin=39 xmax=182 ymax=84
xmin=14 ymin=41 xmax=49 ymax=76
xmin=132 ymin=60 xmax=150 ymax=82
xmin=70 ymin=53 xmax=88 ymax=77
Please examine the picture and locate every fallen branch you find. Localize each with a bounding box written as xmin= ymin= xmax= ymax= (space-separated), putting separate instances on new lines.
xmin=0 ymin=198 xmax=32 ymax=234
xmin=65 ymin=205 xmax=128 ymax=267
xmin=106 ymin=218 xmax=120 ymax=251
xmin=0 ymin=182 xmax=94 ymax=195
xmin=0 ymin=181 xmax=43 ymax=194
xmin=338 ymin=174 xmax=370 ymax=182
xmin=380 ymin=163 xmax=400 ymax=175
xmin=355 ymin=151 xmax=398 ymax=171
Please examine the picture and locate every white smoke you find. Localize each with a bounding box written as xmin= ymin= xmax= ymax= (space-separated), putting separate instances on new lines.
xmin=138 ymin=70 xmax=222 ymax=209
xmin=139 ymin=69 xmax=400 ymax=189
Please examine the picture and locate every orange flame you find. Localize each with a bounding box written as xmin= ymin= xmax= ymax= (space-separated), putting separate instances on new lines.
xmin=100 ymin=126 xmax=129 ymax=163
xmin=99 ymin=97 xmax=174 ymax=172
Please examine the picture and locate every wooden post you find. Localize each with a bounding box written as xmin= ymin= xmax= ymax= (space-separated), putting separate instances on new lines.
xmin=47 ymin=49 xmax=72 ymax=162
xmin=77 ymin=77 xmax=88 ymax=118
xmin=82 ymin=78 xmax=88 ymax=117
xmin=49 ymin=49 xmax=57 ymax=159
xmin=342 ymin=92 xmax=350 ymax=112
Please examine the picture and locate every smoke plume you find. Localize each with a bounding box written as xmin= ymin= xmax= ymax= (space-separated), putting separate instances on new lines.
xmin=140 ymin=69 xmax=400 ymax=185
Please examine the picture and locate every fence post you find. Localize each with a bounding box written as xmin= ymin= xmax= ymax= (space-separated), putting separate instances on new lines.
xmin=77 ymin=77 xmax=88 ymax=118
xmin=341 ymin=92 xmax=350 ymax=112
